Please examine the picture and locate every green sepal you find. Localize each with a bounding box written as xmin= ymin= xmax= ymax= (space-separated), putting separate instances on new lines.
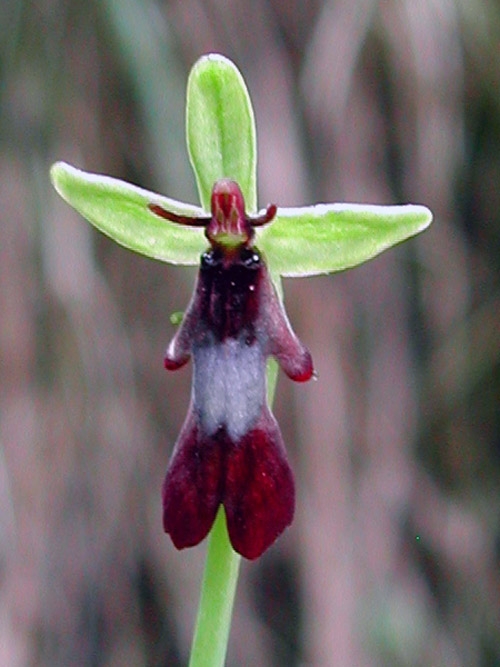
xmin=186 ymin=54 xmax=257 ymax=212
xmin=50 ymin=162 xmax=205 ymax=265
xmin=257 ymin=202 xmax=433 ymax=276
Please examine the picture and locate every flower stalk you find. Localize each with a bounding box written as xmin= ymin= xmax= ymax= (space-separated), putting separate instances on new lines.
xmin=189 ymin=509 xmax=241 ymax=667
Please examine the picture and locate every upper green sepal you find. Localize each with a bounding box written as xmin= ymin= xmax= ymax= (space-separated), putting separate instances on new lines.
xmin=186 ymin=54 xmax=257 ymax=212
xmin=50 ymin=161 xmax=205 ymax=265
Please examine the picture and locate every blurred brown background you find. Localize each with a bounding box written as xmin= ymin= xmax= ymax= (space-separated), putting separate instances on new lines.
xmin=1 ymin=0 xmax=499 ymax=665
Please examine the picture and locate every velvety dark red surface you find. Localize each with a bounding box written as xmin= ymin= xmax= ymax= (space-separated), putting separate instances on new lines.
xmin=162 ymin=408 xmax=294 ymax=560
xmin=196 ymin=246 xmax=262 ymax=342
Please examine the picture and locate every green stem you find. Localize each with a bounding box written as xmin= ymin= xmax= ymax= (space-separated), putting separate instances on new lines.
xmin=188 ymin=509 xmax=241 ymax=667
xmin=188 ymin=356 xmax=280 ymax=666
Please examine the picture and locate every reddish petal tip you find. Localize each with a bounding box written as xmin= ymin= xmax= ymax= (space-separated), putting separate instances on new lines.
xmin=292 ymin=349 xmax=314 ymax=382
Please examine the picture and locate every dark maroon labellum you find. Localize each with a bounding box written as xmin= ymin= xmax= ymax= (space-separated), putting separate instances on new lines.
xmin=149 ymin=180 xmax=313 ymax=559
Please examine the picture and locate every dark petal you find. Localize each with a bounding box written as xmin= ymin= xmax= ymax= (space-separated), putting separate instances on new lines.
xmin=148 ymin=202 xmax=210 ymax=227
xmin=162 ymin=408 xmax=222 ymax=549
xmin=224 ymin=409 xmax=295 ymax=560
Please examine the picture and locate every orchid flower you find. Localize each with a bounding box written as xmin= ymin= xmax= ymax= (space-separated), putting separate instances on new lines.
xmin=50 ymin=53 xmax=432 ymax=665
xmin=150 ymin=179 xmax=313 ymax=559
